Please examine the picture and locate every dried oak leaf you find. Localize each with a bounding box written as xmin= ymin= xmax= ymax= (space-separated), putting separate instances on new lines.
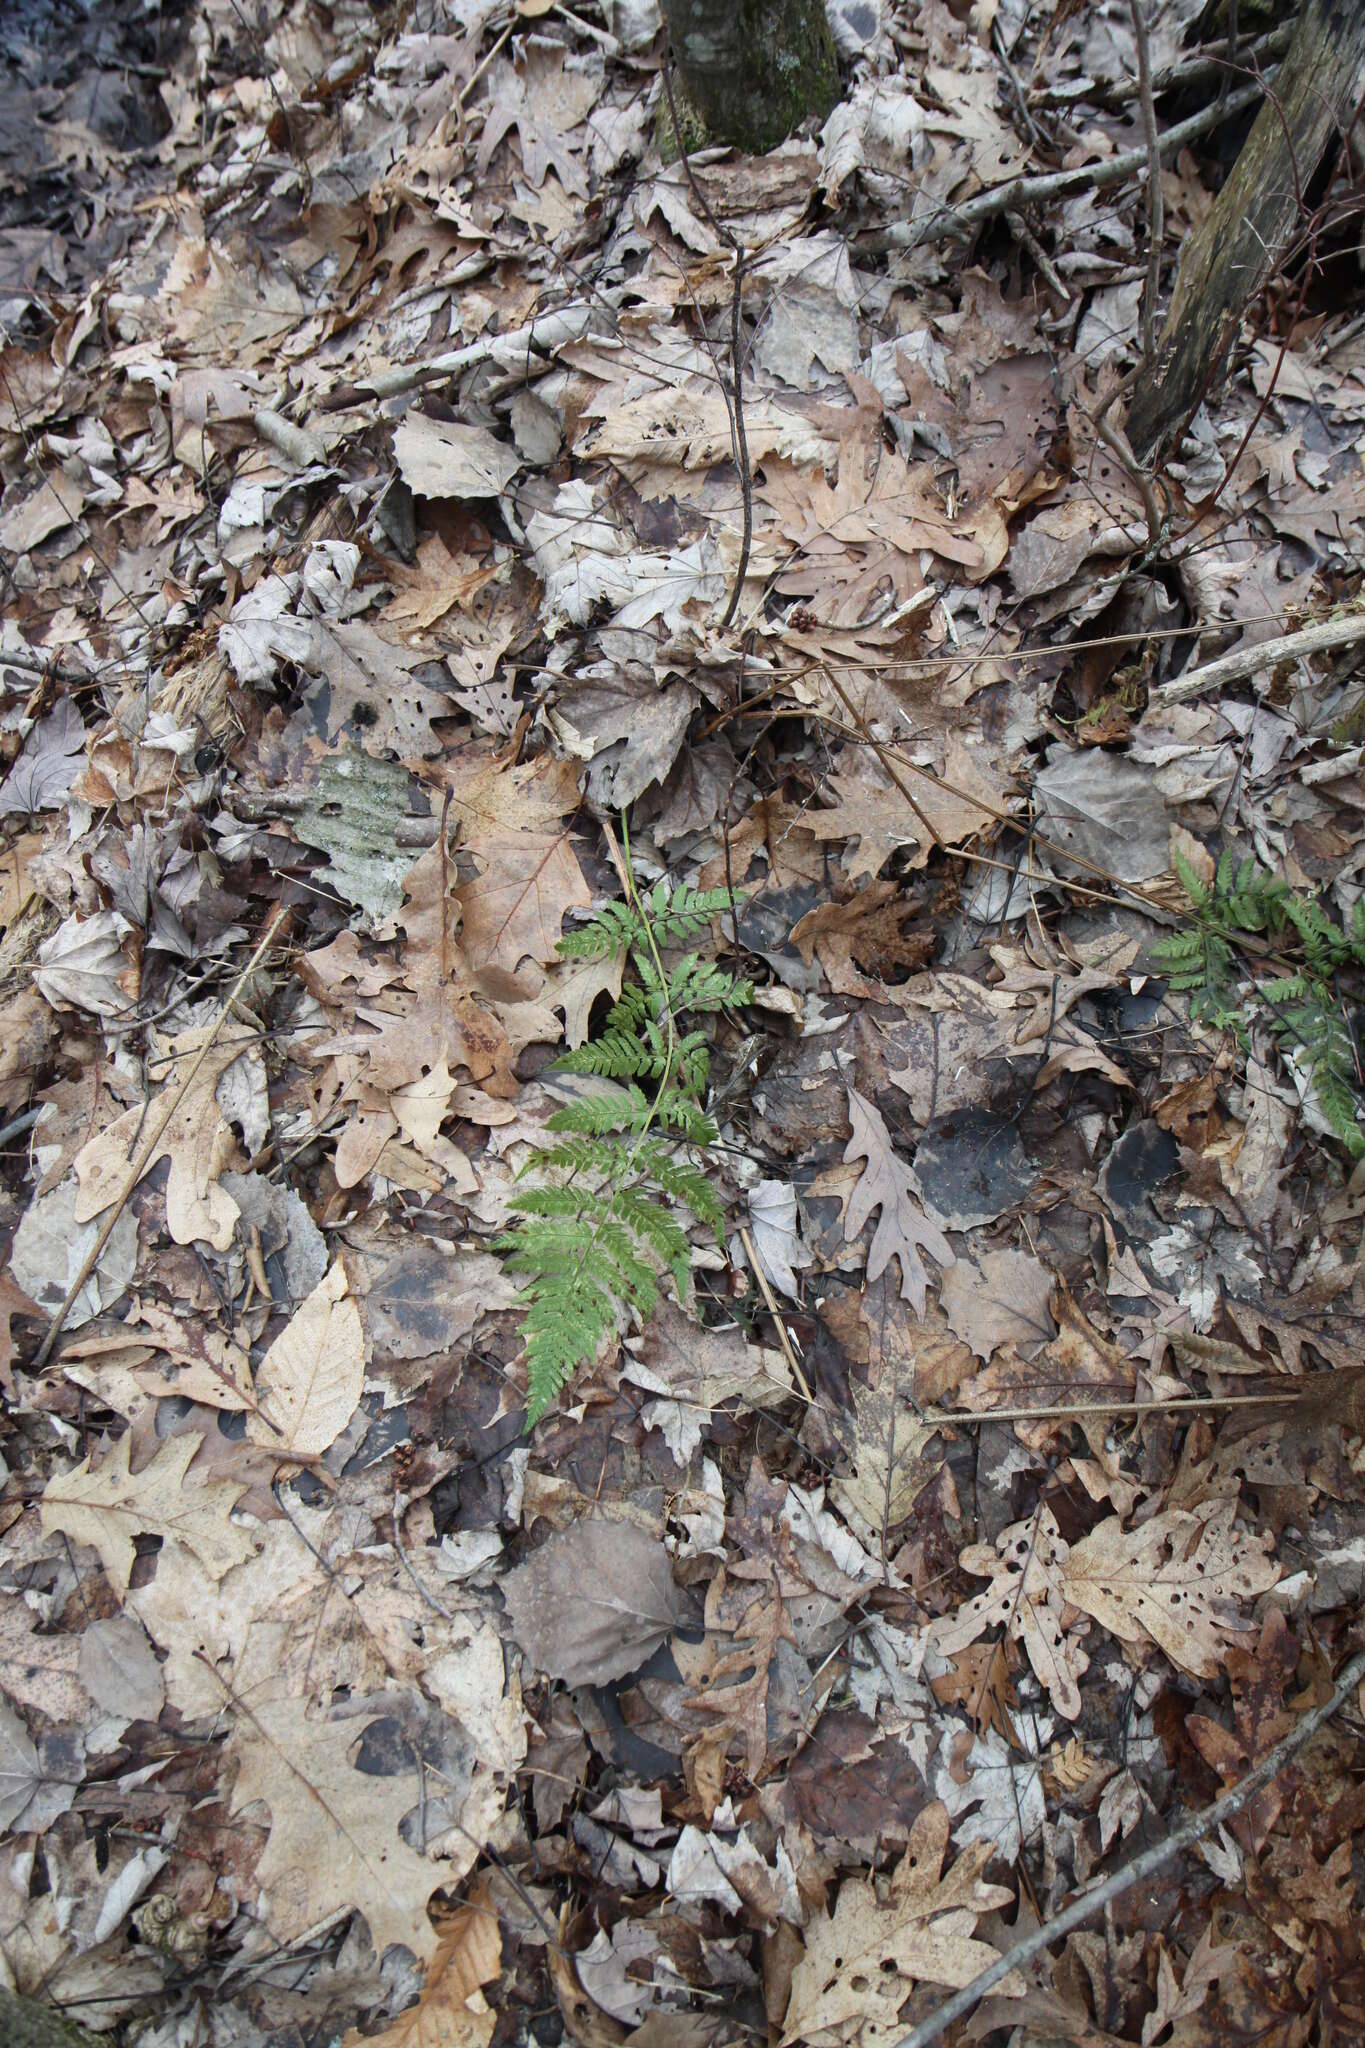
xmin=40 ymin=1431 xmax=255 ymax=1596
xmin=679 ymin=1575 xmax=796 ymax=1783
xmin=503 ymin=1520 xmax=687 ymax=1687
xmin=228 ymin=1693 xmax=460 ymax=1967
xmin=474 ymin=39 xmax=601 ymax=196
xmin=781 ymin=1802 xmax=1016 ymax=2046
xmin=807 ymin=753 xmax=922 ymax=882
xmin=1063 ymin=1496 xmax=1279 ymax=1680
xmin=842 ymin=1086 xmax=954 ymax=1314
xmin=924 ymin=1507 xmax=1087 ymax=1721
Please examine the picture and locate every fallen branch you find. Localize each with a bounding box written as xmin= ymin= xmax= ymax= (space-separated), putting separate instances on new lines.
xmin=317 ymin=302 xmax=594 ymax=409
xmin=31 ymin=902 xmax=291 ymax=1373
xmin=895 ymin=1643 xmax=1365 ymax=2048
xmin=881 ymin=80 xmax=1264 ymax=254
xmin=1148 ymin=607 xmax=1365 ymax=709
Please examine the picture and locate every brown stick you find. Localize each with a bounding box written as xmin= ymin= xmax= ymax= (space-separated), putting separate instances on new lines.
xmin=894 ymin=1645 xmax=1365 ymax=2048
xmin=923 ymin=1391 xmax=1299 ymax=1427
xmin=879 ymin=82 xmax=1264 ymax=255
xmin=31 ymin=903 xmax=291 ymax=1373
xmin=1149 ymin=608 xmax=1365 ymax=709
xmin=738 ymin=1224 xmax=813 ymax=1404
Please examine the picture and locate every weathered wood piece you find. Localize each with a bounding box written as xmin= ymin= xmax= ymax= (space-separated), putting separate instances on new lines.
xmin=1126 ymin=0 xmax=1365 ymax=462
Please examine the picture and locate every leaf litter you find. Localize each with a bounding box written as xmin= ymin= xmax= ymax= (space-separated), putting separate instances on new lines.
xmin=1 ymin=0 xmax=1365 ymax=2044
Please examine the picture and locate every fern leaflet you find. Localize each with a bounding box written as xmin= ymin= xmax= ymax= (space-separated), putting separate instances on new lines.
xmin=496 ymin=855 xmax=750 ymax=1424
xmin=1158 ymin=844 xmax=1365 ymax=1157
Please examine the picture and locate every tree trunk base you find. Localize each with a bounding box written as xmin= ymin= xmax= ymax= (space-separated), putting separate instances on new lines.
xmin=661 ymin=0 xmax=840 ymax=156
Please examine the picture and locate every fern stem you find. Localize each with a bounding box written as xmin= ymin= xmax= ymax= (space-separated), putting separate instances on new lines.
xmin=615 ymin=813 xmax=681 ymax=1179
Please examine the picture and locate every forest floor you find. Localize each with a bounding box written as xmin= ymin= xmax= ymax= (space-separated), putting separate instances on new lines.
xmin=2 ymin=1 xmax=1365 ymax=2045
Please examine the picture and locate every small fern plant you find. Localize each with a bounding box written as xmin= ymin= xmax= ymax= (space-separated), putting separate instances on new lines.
xmin=1156 ymin=845 xmax=1365 ymax=1157
xmin=496 ymin=862 xmax=750 ymax=1426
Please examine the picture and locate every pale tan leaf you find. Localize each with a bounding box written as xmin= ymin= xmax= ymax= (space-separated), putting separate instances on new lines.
xmin=227 ymin=1693 xmax=460 ymax=1966
xmin=842 ymin=1086 xmax=955 ymax=1314
xmin=455 ymin=830 xmax=591 ymax=975
xmin=246 ymin=1260 xmax=365 ymax=1458
xmin=782 ymin=1805 xmax=1015 ymax=2047
xmin=473 ymin=39 xmax=601 ymax=196
xmin=72 ymin=1021 xmax=257 ymax=1251
xmin=126 ymin=1299 xmax=255 ymax=1410
xmin=541 ymin=950 xmax=624 ymax=1048
xmin=1062 ymin=1498 xmax=1279 ymax=1680
xmin=393 ymin=415 xmax=520 ymax=501
xmin=40 ymin=1432 xmax=255 ymax=1596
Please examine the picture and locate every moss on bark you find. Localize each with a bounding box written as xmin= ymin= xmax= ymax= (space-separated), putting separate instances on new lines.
xmin=661 ymin=0 xmax=840 ymax=155
xmin=0 ymin=1990 xmax=105 ymax=2048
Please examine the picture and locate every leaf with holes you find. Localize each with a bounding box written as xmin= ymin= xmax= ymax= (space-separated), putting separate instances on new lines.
xmin=922 ymin=1507 xmax=1087 ymax=1721
xmin=781 ymin=1802 xmax=1018 ymax=2046
xmin=1061 ymin=1497 xmax=1279 ymax=1680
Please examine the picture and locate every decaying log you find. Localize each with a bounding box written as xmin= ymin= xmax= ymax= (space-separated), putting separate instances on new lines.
xmin=1126 ymin=0 xmax=1365 ymax=463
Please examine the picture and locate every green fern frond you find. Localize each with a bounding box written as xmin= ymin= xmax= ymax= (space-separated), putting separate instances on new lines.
xmin=1164 ymin=843 xmax=1365 ymax=1158
xmin=556 ymin=1027 xmax=663 ymax=1079
xmin=543 ymin=1084 xmax=651 ymax=1135
xmin=498 ymin=854 xmax=748 ymax=1426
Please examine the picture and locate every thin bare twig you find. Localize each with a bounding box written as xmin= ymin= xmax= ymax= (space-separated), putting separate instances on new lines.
xmin=1129 ymin=0 xmax=1165 ymax=365
xmin=1094 ymin=402 xmax=1165 ymax=555
xmin=896 ymin=1645 xmax=1365 ymax=2048
xmin=922 ymin=1391 xmax=1299 ymax=1427
xmin=31 ymin=903 xmax=291 ymax=1372
xmin=658 ymin=46 xmax=752 ymax=633
xmin=738 ymin=1225 xmax=813 ymax=1403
